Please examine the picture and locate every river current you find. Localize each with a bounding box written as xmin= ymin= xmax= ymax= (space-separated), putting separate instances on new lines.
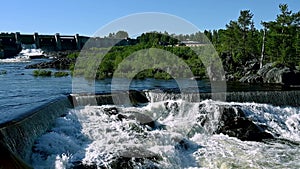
xmin=0 ymin=58 xmax=299 ymax=169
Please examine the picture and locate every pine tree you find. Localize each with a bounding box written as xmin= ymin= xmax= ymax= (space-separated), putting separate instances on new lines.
xmin=263 ymin=4 xmax=300 ymax=66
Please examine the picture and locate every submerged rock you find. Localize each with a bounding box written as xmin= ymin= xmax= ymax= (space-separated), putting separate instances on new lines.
xmin=109 ymin=156 xmax=160 ymax=169
xmin=72 ymin=162 xmax=97 ymax=169
xmin=0 ymin=70 xmax=7 ymax=75
xmin=97 ymin=148 xmax=161 ymax=169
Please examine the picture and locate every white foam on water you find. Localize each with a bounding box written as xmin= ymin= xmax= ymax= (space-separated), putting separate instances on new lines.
xmin=31 ymin=99 xmax=300 ymax=168
xmin=0 ymin=43 xmax=44 ymax=63
xmin=191 ymin=133 xmax=300 ymax=169
xmin=0 ymin=57 xmax=31 ymax=63
xmin=199 ymin=100 xmax=300 ymax=142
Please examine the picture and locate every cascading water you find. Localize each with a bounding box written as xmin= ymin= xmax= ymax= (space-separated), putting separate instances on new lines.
xmin=31 ymin=92 xmax=300 ymax=169
xmin=17 ymin=44 xmax=44 ymax=59
xmin=144 ymin=90 xmax=300 ymax=106
xmin=0 ymin=96 xmax=73 ymax=164
xmin=0 ymin=44 xmax=44 ymax=63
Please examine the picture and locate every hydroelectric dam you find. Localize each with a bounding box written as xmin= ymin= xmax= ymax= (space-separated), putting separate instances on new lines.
xmin=0 ymin=32 xmax=135 ymax=58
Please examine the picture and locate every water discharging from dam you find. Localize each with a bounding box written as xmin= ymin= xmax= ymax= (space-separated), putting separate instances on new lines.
xmin=2 ymin=90 xmax=298 ymax=168
xmin=0 ymin=87 xmax=299 ymax=168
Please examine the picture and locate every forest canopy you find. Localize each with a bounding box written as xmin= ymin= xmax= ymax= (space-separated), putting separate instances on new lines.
xmin=70 ymin=4 xmax=299 ymax=80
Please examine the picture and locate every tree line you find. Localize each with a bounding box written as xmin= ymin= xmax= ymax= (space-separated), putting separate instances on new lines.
xmin=70 ymin=4 xmax=299 ymax=80
xmin=202 ymin=4 xmax=299 ymax=75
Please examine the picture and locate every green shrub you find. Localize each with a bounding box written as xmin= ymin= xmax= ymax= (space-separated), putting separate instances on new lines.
xmin=54 ymin=71 xmax=69 ymax=77
xmin=33 ymin=70 xmax=52 ymax=77
xmin=67 ymin=52 xmax=79 ymax=59
xmin=272 ymin=61 xmax=284 ymax=68
xmin=154 ymin=72 xmax=172 ymax=80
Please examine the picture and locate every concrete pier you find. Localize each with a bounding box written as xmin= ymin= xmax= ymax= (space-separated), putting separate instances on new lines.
xmin=75 ymin=34 xmax=81 ymax=50
xmin=54 ymin=33 xmax=62 ymax=50
xmin=33 ymin=32 xmax=40 ymax=48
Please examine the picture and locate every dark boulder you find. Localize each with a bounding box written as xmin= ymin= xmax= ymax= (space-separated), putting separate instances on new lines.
xmin=110 ymin=148 xmax=161 ymax=169
xmin=174 ymin=138 xmax=201 ymax=151
xmin=103 ymin=107 xmax=118 ymax=115
xmin=262 ymin=66 xmax=300 ymax=85
xmin=109 ymin=156 xmax=160 ymax=169
xmin=216 ymin=107 xmax=273 ymax=141
xmin=197 ymin=104 xmax=273 ymax=142
xmin=72 ymin=162 xmax=97 ymax=169
xmin=103 ymin=107 xmax=128 ymax=121
xmin=216 ymin=106 xmax=273 ymax=141
xmin=240 ymin=63 xmax=300 ymax=85
xmin=129 ymin=90 xmax=149 ymax=105
xmin=127 ymin=111 xmax=156 ymax=129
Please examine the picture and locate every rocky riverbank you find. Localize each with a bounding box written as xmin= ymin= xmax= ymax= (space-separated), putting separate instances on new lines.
xmin=43 ymin=50 xmax=79 ymax=59
xmin=25 ymin=50 xmax=300 ymax=86
xmin=239 ymin=63 xmax=300 ymax=85
xmin=25 ymin=57 xmax=74 ymax=70
xmin=25 ymin=50 xmax=77 ymax=70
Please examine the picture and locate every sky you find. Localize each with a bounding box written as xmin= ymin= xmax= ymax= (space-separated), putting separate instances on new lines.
xmin=1 ymin=0 xmax=299 ymax=36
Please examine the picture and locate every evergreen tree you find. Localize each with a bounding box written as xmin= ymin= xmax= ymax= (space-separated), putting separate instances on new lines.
xmin=263 ymin=4 xmax=300 ymax=66
xmin=238 ymin=10 xmax=254 ymax=61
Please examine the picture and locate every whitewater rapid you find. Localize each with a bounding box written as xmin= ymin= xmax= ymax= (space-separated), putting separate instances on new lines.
xmin=0 ymin=43 xmax=44 ymax=63
xmin=31 ymin=99 xmax=300 ymax=169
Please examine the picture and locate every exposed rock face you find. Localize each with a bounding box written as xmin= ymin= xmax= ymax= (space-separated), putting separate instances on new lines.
xmin=215 ymin=106 xmax=273 ymax=141
xmin=257 ymin=63 xmax=273 ymax=77
xmin=225 ymin=73 xmax=236 ymax=81
xmin=239 ymin=75 xmax=263 ymax=83
xmin=243 ymin=59 xmax=260 ymax=75
xmin=240 ymin=63 xmax=300 ymax=85
xmin=197 ymin=104 xmax=273 ymax=142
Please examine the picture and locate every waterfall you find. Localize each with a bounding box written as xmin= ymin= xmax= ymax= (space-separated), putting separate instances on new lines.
xmin=0 ymin=90 xmax=299 ymax=168
xmin=71 ymin=90 xmax=149 ymax=107
xmin=0 ymin=96 xmax=73 ymax=164
xmin=31 ymin=98 xmax=300 ymax=168
xmin=145 ymin=90 xmax=300 ymax=107
xmin=17 ymin=44 xmax=44 ymax=59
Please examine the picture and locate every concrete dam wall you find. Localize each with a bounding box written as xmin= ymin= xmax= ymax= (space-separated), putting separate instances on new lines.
xmin=0 ymin=32 xmax=89 ymax=58
xmin=0 ymin=32 xmax=137 ymax=58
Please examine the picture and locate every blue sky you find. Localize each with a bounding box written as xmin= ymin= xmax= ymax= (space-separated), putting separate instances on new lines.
xmin=1 ymin=0 xmax=299 ymax=36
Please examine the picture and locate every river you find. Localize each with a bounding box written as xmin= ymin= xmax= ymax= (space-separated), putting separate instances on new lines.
xmin=0 ymin=58 xmax=299 ymax=169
